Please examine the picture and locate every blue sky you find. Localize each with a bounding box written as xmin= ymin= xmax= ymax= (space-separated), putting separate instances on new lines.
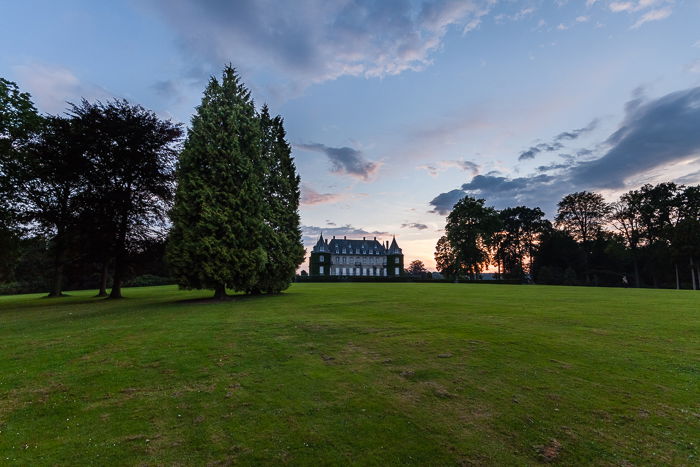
xmin=2 ymin=0 xmax=699 ymax=268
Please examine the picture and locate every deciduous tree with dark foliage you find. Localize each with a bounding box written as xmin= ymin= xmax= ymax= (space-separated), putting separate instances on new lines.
xmin=20 ymin=116 xmax=89 ymax=297
xmin=407 ymin=259 xmax=427 ymax=278
xmin=71 ymin=99 xmax=182 ymax=299
xmin=443 ymin=196 xmax=500 ymax=280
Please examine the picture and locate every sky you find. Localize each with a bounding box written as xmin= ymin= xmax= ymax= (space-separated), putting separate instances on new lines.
xmin=2 ymin=0 xmax=700 ymax=270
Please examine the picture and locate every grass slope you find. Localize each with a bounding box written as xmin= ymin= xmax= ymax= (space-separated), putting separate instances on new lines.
xmin=0 ymin=284 xmax=698 ymax=465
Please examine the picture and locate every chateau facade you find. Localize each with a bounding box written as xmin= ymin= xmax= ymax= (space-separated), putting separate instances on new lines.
xmin=309 ymin=234 xmax=404 ymax=277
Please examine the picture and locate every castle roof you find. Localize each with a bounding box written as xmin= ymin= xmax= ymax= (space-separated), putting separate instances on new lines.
xmin=311 ymin=235 xmax=402 ymax=255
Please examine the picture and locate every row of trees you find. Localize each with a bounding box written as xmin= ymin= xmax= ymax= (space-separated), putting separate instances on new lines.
xmin=0 ymin=67 xmax=304 ymax=298
xmin=1 ymin=77 xmax=182 ymax=298
xmin=435 ymin=187 xmax=700 ymax=289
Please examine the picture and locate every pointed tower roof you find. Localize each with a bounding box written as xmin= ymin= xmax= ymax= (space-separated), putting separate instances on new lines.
xmin=389 ymin=235 xmax=399 ymax=250
xmin=389 ymin=235 xmax=402 ymax=254
xmin=313 ymin=233 xmax=327 ymax=252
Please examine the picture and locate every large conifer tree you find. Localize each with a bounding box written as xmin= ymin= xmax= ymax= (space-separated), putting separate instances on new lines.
xmin=168 ymin=66 xmax=267 ymax=299
xmin=254 ymin=106 xmax=305 ymax=294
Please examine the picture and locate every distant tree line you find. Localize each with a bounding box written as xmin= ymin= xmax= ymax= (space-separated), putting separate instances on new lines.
xmin=0 ymin=67 xmax=304 ymax=298
xmin=435 ymin=187 xmax=700 ymax=289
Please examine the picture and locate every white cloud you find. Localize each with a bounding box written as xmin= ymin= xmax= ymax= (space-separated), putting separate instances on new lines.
xmin=687 ymin=60 xmax=700 ymax=74
xmin=630 ymin=7 xmax=672 ymax=29
xmin=609 ymin=1 xmax=635 ymax=12
xmin=576 ymin=15 xmax=590 ymax=22
xmin=12 ymin=63 xmax=114 ymax=114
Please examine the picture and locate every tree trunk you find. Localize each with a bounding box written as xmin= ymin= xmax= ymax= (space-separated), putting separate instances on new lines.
xmin=214 ymin=284 xmax=227 ymax=300
xmin=48 ymin=235 xmax=65 ymax=298
xmin=691 ymin=257 xmax=697 ymax=291
xmin=675 ymin=263 xmax=680 ymax=290
xmin=48 ymin=263 xmax=64 ymax=298
xmin=96 ymin=260 xmax=109 ymax=297
xmin=109 ymin=214 xmax=129 ymax=299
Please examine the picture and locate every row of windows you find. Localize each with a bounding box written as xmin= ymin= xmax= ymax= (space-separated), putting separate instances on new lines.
xmin=318 ymin=255 xmax=400 ymax=264
xmin=318 ymin=266 xmax=401 ymax=276
xmin=335 ymin=248 xmax=380 ymax=255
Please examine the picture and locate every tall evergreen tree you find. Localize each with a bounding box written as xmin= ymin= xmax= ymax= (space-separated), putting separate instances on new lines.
xmin=168 ymin=66 xmax=267 ymax=299
xmin=254 ymin=105 xmax=304 ymax=294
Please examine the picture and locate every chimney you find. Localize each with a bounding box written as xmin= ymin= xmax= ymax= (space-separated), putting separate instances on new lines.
xmin=344 ymin=236 xmax=347 ymax=240
xmin=363 ymin=236 xmax=366 ymax=241
xmin=332 ymin=235 xmax=335 ymax=239
xmin=373 ymin=236 xmax=376 ymax=241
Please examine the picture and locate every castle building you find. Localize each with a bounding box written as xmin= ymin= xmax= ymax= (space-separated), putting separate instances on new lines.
xmin=309 ymin=234 xmax=404 ymax=277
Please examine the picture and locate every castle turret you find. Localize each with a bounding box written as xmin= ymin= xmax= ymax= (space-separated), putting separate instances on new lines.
xmin=309 ymin=234 xmax=330 ymax=276
xmin=386 ymin=235 xmax=404 ymax=276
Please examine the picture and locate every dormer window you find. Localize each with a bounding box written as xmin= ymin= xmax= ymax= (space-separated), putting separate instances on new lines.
xmin=342 ymin=248 xmax=346 ymax=254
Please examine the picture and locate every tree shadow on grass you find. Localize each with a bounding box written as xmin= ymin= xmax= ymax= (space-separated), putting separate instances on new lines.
xmin=174 ymin=292 xmax=288 ymax=306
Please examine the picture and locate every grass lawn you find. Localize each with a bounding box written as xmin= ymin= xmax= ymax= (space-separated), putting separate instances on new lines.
xmin=0 ymin=283 xmax=698 ymax=465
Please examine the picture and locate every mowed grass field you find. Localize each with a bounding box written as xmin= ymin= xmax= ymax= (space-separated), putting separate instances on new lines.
xmin=0 ymin=284 xmax=698 ymax=465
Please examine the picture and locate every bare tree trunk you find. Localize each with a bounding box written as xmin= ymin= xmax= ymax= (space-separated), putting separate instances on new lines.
xmin=213 ymin=284 xmax=227 ymax=300
xmin=48 ymin=235 xmax=65 ymax=298
xmin=109 ymin=214 xmax=129 ymax=299
xmin=96 ymin=260 xmax=109 ymax=297
xmin=675 ymin=263 xmax=680 ymax=290
xmin=691 ymin=257 xmax=697 ymax=291
xmin=48 ymin=263 xmax=64 ymax=298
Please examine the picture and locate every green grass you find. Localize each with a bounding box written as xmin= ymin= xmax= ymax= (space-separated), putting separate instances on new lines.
xmin=0 ymin=284 xmax=698 ymax=465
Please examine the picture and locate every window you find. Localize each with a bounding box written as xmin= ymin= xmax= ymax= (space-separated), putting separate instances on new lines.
xmin=394 ymin=257 xmax=399 ymax=264
xmin=320 ymin=255 xmax=325 ymax=262
xmin=342 ymin=248 xmax=346 ymax=254
xmin=320 ymin=266 xmax=324 ymax=274
xmin=395 ymin=267 xmax=399 ymax=275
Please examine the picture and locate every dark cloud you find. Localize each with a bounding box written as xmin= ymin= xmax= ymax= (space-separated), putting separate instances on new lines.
xmin=571 ymin=86 xmax=700 ymax=188
xmin=554 ymin=118 xmax=598 ymax=141
xmin=401 ymin=222 xmax=429 ymax=230
xmin=297 ymin=142 xmax=379 ymax=180
xmin=428 ymin=189 xmax=469 ymax=215
xmin=430 ymin=86 xmax=700 ymax=216
xmin=518 ymin=142 xmax=564 ymax=160
xmin=147 ymin=0 xmax=493 ymax=89
xmin=518 ymin=118 xmax=598 ymax=161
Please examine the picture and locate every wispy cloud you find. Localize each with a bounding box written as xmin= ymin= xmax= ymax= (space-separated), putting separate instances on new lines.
xmin=418 ymin=159 xmax=480 ymax=176
xmin=12 ymin=63 xmax=114 ymax=114
xmin=518 ymin=119 xmax=598 ymax=161
xmin=630 ymin=7 xmax=672 ymax=29
xmin=608 ymin=0 xmax=674 ymax=29
xmin=401 ymin=222 xmax=429 ymax=230
xmin=300 ymin=184 xmax=345 ymax=206
xmin=302 ymin=224 xmax=389 ymax=245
